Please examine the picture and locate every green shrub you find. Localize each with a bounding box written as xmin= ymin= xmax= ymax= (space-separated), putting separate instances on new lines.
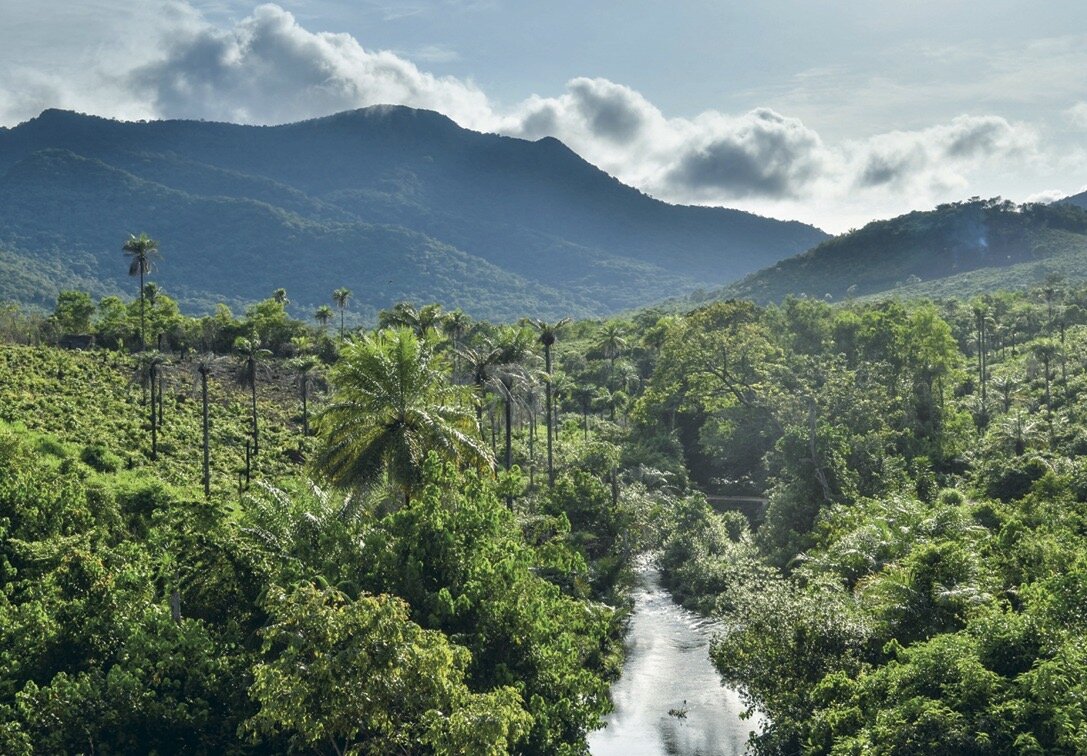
xmin=80 ymin=443 xmax=121 ymax=473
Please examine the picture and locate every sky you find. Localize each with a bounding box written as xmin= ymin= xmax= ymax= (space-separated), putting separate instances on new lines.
xmin=2 ymin=0 xmax=1086 ymax=231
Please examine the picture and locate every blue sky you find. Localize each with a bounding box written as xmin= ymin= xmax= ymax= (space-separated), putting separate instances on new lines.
xmin=3 ymin=0 xmax=1086 ymax=230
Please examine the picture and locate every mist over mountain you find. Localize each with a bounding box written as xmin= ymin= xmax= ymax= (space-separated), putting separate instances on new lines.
xmin=717 ymin=198 xmax=1087 ymax=304
xmin=0 ymin=107 xmax=827 ymax=320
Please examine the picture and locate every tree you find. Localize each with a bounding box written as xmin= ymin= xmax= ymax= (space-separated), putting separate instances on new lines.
xmin=194 ymin=355 xmax=220 ymax=497
xmin=234 ymin=336 xmax=272 ymax=455
xmin=332 ymin=288 xmax=351 ymax=340
xmin=379 ymin=302 xmax=445 ymax=336
xmin=272 ymin=288 xmax=289 ymax=306
xmin=572 ymin=384 xmax=596 ymax=441
xmin=133 ymin=351 xmax=170 ymax=460
xmin=288 ymin=355 xmax=322 ymax=437
xmin=246 ymin=584 xmax=530 ymax=755
xmin=52 ymin=290 xmax=96 ymax=337
xmin=595 ymin=321 xmax=628 ymax=372
xmin=123 ymin=233 xmax=159 ymax=350
xmin=314 ymin=305 xmax=333 ymax=333
xmin=94 ymin=295 xmax=131 ymax=349
xmin=531 ymin=318 xmax=570 ymax=486
xmin=314 ymin=327 xmax=492 ymax=506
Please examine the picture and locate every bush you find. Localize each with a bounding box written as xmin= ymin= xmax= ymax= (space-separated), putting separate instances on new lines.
xmin=80 ymin=443 xmax=121 ymax=473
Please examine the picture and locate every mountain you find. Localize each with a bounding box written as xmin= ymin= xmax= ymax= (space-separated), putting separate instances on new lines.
xmin=717 ymin=198 xmax=1087 ymax=304
xmin=1062 ymin=189 xmax=1087 ymax=210
xmin=0 ymin=108 xmax=827 ymax=320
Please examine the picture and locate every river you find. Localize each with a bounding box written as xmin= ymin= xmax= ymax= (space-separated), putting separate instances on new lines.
xmin=588 ymin=563 xmax=761 ymax=756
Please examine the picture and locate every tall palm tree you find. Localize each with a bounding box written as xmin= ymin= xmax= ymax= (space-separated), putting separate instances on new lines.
xmin=194 ymin=355 xmax=221 ymax=497
xmin=332 ymin=288 xmax=352 ymax=340
xmin=272 ymin=288 xmax=290 ymax=306
xmin=314 ymin=305 xmax=334 ymax=333
xmin=572 ymin=384 xmax=596 ymax=441
xmin=531 ymin=318 xmax=570 ymax=486
xmin=289 ymin=355 xmax=322 ymax=437
xmin=133 ymin=351 xmax=170 ymax=460
xmin=457 ymin=342 xmax=508 ymax=434
xmin=123 ymin=233 xmax=159 ymax=350
xmin=596 ymin=321 xmax=628 ymax=373
xmin=443 ymin=309 xmax=472 ymax=381
xmin=314 ymin=328 xmax=492 ymax=506
xmin=234 ymin=336 xmax=272 ymax=454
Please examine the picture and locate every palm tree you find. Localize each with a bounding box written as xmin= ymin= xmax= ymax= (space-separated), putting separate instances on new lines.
xmin=332 ymin=288 xmax=352 ymax=340
xmin=572 ymin=384 xmax=595 ymax=441
xmin=457 ymin=342 xmax=508 ymax=434
xmin=379 ymin=302 xmax=445 ymax=336
xmin=123 ymin=233 xmax=159 ymax=350
xmin=194 ymin=355 xmax=221 ymax=497
xmin=314 ymin=305 xmax=334 ymax=333
xmin=289 ymin=355 xmax=322 ymax=437
xmin=443 ymin=309 xmax=472 ymax=381
xmin=531 ymin=318 xmax=570 ymax=485
xmin=314 ymin=328 xmax=491 ymax=506
xmin=234 ymin=336 xmax=272 ymax=454
xmin=133 ymin=351 xmax=170 ymax=460
xmin=272 ymin=288 xmax=290 ymax=306
xmin=596 ymin=321 xmax=628 ymax=374
xmin=991 ymin=374 xmax=1017 ymax=414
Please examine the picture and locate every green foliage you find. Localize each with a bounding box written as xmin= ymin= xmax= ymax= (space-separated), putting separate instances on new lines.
xmin=246 ymin=584 xmax=530 ymax=755
xmin=314 ymin=328 xmax=491 ymax=503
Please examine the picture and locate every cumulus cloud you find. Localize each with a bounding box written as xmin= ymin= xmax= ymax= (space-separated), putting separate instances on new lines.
xmin=128 ymin=4 xmax=492 ymax=127
xmin=848 ymin=116 xmax=1036 ymax=194
xmin=0 ymin=2 xmax=1049 ymax=228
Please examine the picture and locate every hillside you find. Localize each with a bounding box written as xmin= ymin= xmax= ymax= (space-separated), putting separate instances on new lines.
xmin=0 ymin=108 xmax=827 ymax=320
xmin=1062 ymin=189 xmax=1087 ymax=210
xmin=717 ymin=198 xmax=1087 ymax=303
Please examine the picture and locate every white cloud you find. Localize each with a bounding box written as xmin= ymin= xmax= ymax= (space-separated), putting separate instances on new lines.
xmin=128 ymin=4 xmax=492 ymax=127
xmin=1067 ymin=102 xmax=1087 ymax=129
xmin=0 ymin=3 xmax=1055 ymax=230
xmin=1024 ymin=189 xmax=1067 ymax=204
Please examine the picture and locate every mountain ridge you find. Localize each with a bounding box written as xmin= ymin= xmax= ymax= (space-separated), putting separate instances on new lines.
xmin=714 ymin=198 xmax=1087 ymax=304
xmin=0 ymin=107 xmax=828 ymax=320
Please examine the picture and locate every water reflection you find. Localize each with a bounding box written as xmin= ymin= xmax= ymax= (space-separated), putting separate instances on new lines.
xmin=589 ymin=564 xmax=760 ymax=756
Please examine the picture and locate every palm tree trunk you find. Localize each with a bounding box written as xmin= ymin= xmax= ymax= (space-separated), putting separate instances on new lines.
xmin=339 ymin=309 xmax=345 ymax=340
xmin=150 ymin=365 xmax=158 ymax=460
xmin=545 ymin=345 xmax=554 ymax=486
xmin=139 ymin=267 xmax=146 ymax=351
xmin=250 ymin=374 xmax=259 ymax=455
xmin=158 ymin=372 xmax=165 ymax=424
xmin=302 ymin=375 xmax=309 ymax=436
xmin=528 ymin=409 xmax=535 ymax=489
xmin=201 ymin=370 xmax=210 ymax=498
xmin=504 ymin=394 xmax=513 ymax=471
xmin=504 ymin=395 xmax=514 ymax=508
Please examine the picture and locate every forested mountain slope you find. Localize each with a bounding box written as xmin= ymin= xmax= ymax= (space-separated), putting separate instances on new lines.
xmin=718 ymin=198 xmax=1087 ymax=304
xmin=0 ymin=108 xmax=827 ymax=319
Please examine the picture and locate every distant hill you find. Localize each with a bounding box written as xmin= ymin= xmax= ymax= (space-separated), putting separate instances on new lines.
xmin=1062 ymin=190 xmax=1087 ymax=210
xmin=717 ymin=198 xmax=1087 ymax=304
xmin=0 ymin=108 xmax=827 ymax=320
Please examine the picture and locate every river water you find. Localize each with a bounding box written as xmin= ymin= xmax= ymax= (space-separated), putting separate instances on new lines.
xmin=589 ymin=564 xmax=761 ymax=756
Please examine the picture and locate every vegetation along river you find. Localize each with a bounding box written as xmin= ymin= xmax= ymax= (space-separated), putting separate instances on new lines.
xmin=589 ymin=563 xmax=761 ymax=756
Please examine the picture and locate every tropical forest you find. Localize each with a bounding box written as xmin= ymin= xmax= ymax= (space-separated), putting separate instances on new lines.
xmin=2 ymin=224 xmax=1087 ymax=754
xmin=5 ymin=3 xmax=1087 ymax=752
